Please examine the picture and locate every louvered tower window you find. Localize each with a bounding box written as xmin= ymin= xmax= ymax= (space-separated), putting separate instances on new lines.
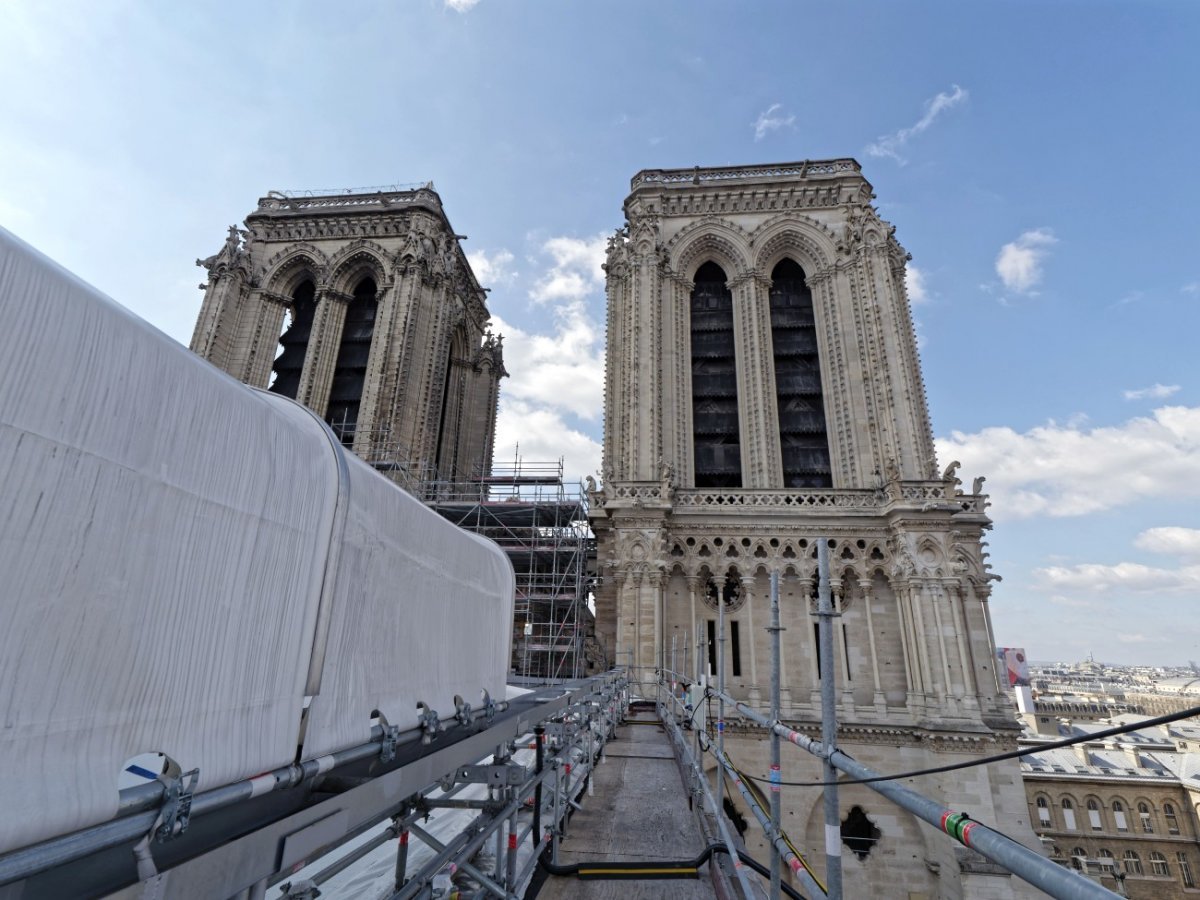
xmin=325 ymin=277 xmax=378 ymax=445
xmin=769 ymin=259 xmax=831 ymax=487
xmin=690 ymin=262 xmax=741 ymax=488
xmin=269 ymin=279 xmax=316 ymax=400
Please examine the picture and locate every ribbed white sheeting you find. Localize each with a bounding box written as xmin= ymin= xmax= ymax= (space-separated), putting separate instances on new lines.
xmin=301 ymin=451 xmax=515 ymax=759
xmin=0 ymin=227 xmax=516 ymax=854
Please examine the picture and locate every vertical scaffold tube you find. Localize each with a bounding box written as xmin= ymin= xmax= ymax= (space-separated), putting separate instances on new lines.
xmin=533 ymin=725 xmax=545 ymax=850
xmin=817 ymin=539 xmax=842 ymax=900
xmin=769 ymin=570 xmax=783 ymax=900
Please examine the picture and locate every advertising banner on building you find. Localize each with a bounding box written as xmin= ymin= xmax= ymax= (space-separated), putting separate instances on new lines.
xmin=997 ymin=647 xmax=1030 ymax=687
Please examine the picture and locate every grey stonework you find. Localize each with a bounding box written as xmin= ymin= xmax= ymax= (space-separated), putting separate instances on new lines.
xmin=590 ymin=160 xmax=1042 ymax=898
xmin=190 ymin=186 xmax=505 ymax=485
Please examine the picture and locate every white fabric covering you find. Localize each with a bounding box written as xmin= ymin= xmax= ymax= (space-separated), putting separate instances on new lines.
xmin=301 ymin=455 xmax=514 ymax=758
xmin=0 ymin=228 xmax=514 ymax=853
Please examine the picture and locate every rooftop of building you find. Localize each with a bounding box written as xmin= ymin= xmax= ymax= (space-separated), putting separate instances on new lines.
xmin=627 ymin=158 xmax=867 ymax=193
xmin=247 ymin=182 xmax=448 ymax=220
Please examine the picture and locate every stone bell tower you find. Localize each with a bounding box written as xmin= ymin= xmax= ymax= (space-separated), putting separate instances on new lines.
xmin=190 ymin=185 xmax=505 ymax=485
xmin=589 ymin=160 xmax=1040 ymax=898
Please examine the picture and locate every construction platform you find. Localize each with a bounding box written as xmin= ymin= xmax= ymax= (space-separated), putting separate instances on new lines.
xmin=535 ymin=709 xmax=718 ymax=900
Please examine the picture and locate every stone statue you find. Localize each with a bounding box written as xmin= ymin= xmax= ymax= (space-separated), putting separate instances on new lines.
xmin=884 ymin=458 xmax=901 ymax=483
xmin=941 ymin=460 xmax=961 ymax=484
xmin=972 ymin=476 xmax=986 ymax=495
xmin=584 ymin=475 xmax=597 ymax=493
xmin=196 ymin=225 xmax=244 ymax=272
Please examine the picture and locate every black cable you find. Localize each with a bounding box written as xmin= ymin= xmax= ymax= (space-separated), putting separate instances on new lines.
xmin=735 ymin=701 xmax=1200 ymax=788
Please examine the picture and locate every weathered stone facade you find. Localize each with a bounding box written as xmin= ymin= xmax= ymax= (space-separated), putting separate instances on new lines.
xmin=190 ymin=186 xmax=505 ymax=484
xmin=590 ymin=160 xmax=1041 ymax=897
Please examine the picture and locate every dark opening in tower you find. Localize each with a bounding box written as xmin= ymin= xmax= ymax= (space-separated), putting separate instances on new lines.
xmin=769 ymin=259 xmax=831 ymax=488
xmin=325 ymin=277 xmax=378 ymax=445
xmin=269 ymin=279 xmax=316 ymax=400
xmin=690 ymin=261 xmax=741 ymax=488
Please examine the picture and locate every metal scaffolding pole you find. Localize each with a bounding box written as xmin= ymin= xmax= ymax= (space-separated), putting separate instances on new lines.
xmin=816 ymin=539 xmax=842 ymax=900
xmin=705 ymin=686 xmax=1121 ymax=900
xmin=768 ymin=570 xmax=783 ymax=900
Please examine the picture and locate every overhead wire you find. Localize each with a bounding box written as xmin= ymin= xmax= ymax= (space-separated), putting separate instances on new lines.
xmin=730 ymin=699 xmax=1200 ymax=788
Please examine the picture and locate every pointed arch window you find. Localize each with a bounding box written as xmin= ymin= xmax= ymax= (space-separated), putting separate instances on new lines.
xmin=690 ymin=261 xmax=741 ymax=487
xmin=435 ymin=327 xmax=470 ymax=480
xmin=326 ymin=277 xmax=378 ymax=445
xmin=768 ymin=259 xmax=831 ymax=487
xmin=269 ymin=279 xmax=316 ymax=399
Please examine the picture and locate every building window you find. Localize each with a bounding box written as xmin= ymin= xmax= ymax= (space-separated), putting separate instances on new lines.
xmin=1087 ymin=799 xmax=1103 ymax=831
xmin=730 ymin=620 xmax=742 ymax=677
xmin=1138 ymin=802 xmax=1154 ymax=833
xmin=1112 ymin=800 xmax=1127 ymax=832
xmin=1150 ymin=852 xmax=1170 ymax=877
xmin=1061 ymin=798 xmax=1077 ymax=831
xmin=1036 ymin=796 xmax=1052 ymax=826
xmin=1177 ymin=852 xmax=1194 ymax=888
xmin=1124 ymin=850 xmax=1143 ymax=876
xmin=326 ymin=277 xmax=379 ymax=445
xmin=690 ymin=261 xmax=741 ymax=488
xmin=1165 ymin=802 xmax=1180 ymax=835
xmin=768 ymin=259 xmax=831 ymax=488
xmin=1096 ymin=849 xmax=1116 ymax=874
xmin=1071 ymin=848 xmax=1086 ymax=871
xmin=270 ymin=279 xmax=317 ymax=399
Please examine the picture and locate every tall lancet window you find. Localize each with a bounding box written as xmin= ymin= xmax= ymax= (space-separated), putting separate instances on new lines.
xmin=269 ymin=279 xmax=316 ymax=399
xmin=326 ymin=277 xmax=378 ymax=445
xmin=435 ymin=327 xmax=469 ymax=480
xmin=690 ymin=261 xmax=741 ymax=488
xmin=769 ymin=259 xmax=831 ymax=487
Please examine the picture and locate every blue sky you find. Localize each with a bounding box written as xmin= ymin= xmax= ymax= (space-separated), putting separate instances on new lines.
xmin=2 ymin=1 xmax=1198 ymax=666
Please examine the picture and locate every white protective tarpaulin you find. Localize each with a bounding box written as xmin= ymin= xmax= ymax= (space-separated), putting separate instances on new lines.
xmin=0 ymin=227 xmax=514 ymax=854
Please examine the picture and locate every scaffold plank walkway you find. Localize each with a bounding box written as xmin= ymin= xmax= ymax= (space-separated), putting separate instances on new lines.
xmin=537 ymin=712 xmax=718 ymax=899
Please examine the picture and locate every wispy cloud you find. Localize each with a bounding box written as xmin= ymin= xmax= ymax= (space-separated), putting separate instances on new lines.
xmin=865 ymin=85 xmax=968 ymax=164
xmin=906 ymin=264 xmax=929 ymax=304
xmin=466 ymin=248 xmax=517 ymax=287
xmin=444 ymin=0 xmax=481 ymax=10
xmin=1036 ymin=561 xmax=1200 ymax=594
xmin=529 ymin=234 xmax=607 ymax=304
xmin=995 ymin=228 xmax=1056 ymax=293
xmin=1123 ymin=383 xmax=1180 ymax=401
xmin=753 ymin=103 xmax=795 ymax=142
xmin=1134 ymin=526 xmax=1200 ymax=558
xmin=1183 ymin=281 xmax=1200 ymax=295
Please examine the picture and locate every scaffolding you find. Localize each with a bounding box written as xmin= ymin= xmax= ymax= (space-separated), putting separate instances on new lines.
xmin=412 ymin=457 xmax=592 ymax=683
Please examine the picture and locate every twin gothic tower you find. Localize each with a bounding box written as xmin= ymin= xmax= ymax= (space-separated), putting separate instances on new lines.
xmin=190 ymin=186 xmax=505 ymax=486
xmin=590 ymin=160 xmax=1039 ymax=897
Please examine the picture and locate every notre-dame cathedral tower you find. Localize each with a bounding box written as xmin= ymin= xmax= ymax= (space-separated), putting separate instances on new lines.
xmin=190 ymin=185 xmax=505 ymax=484
xmin=590 ymin=160 xmax=1039 ymax=897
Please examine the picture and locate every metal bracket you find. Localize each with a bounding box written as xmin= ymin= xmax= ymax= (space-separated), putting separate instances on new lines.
xmin=481 ymin=689 xmax=496 ymax=724
xmin=375 ymin=711 xmax=401 ymax=764
xmin=453 ymin=694 xmax=473 ymax=728
xmin=442 ymin=763 xmax=527 ymax=789
xmin=155 ymin=768 xmax=199 ymax=842
xmin=416 ymin=701 xmax=443 ymax=744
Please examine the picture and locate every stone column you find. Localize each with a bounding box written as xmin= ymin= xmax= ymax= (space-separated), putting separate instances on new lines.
xmin=245 ymin=289 xmax=288 ymax=388
xmin=686 ymin=574 xmax=701 ymax=683
xmin=949 ymin=584 xmax=980 ymax=712
xmin=741 ymin=574 xmax=761 ymax=705
xmin=859 ymin=577 xmax=886 ymax=712
xmin=353 ymin=276 xmax=400 ymax=457
xmin=298 ymin=289 xmax=350 ymax=417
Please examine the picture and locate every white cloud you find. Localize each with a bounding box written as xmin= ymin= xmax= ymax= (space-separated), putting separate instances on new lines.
xmin=995 ymin=228 xmax=1056 ymax=293
xmin=935 ymin=405 xmax=1200 ymax=520
xmin=529 ymin=234 xmax=607 ymax=304
xmin=753 ymin=103 xmax=795 ymax=141
xmin=466 ymin=248 xmax=516 ymax=286
xmin=1035 ymin=561 xmax=1200 ymax=594
xmin=493 ymin=398 xmax=602 ymax=484
xmin=1182 ymin=281 xmax=1200 ymax=295
xmin=1134 ymin=526 xmax=1200 ymax=558
xmin=1123 ymin=383 xmax=1180 ymax=401
xmin=865 ymin=84 xmax=968 ymax=164
xmin=491 ymin=300 xmax=604 ymax=421
xmin=906 ymin=264 xmax=929 ymax=304
xmin=444 ymin=0 xmax=481 ymax=11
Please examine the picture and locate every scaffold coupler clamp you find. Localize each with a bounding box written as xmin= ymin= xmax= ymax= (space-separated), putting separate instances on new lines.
xmin=155 ymin=767 xmax=200 ymax=842
xmin=481 ymin=688 xmax=497 ymax=723
xmin=376 ymin=711 xmax=401 ymax=764
xmin=417 ymin=700 xmax=443 ymax=744
xmin=453 ymin=694 xmax=473 ymax=728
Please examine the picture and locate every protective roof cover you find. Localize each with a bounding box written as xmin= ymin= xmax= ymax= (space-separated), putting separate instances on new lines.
xmin=0 ymin=228 xmax=514 ymax=853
